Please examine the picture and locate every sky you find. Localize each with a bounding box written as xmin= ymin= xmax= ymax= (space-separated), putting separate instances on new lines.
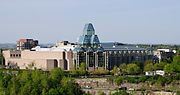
xmin=0 ymin=0 xmax=180 ymax=44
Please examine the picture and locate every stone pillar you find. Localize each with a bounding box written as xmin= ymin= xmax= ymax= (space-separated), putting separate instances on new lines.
xmin=86 ymin=52 xmax=89 ymax=70
xmin=95 ymin=52 xmax=98 ymax=69
xmin=77 ymin=53 xmax=79 ymax=69
xmin=104 ymin=52 xmax=108 ymax=70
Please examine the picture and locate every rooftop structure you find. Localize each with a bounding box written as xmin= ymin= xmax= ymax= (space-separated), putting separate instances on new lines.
xmin=32 ymin=41 xmax=75 ymax=51
xmin=101 ymin=42 xmax=150 ymax=51
xmin=75 ymin=23 xmax=103 ymax=52
xmin=17 ymin=39 xmax=38 ymax=50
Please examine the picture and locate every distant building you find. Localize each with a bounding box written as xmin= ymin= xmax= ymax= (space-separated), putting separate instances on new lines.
xmin=17 ymin=39 xmax=38 ymax=50
xmin=73 ymin=23 xmax=153 ymax=71
xmin=73 ymin=23 xmax=105 ymax=71
xmin=3 ymin=23 xmax=153 ymax=71
xmin=153 ymin=49 xmax=175 ymax=62
xmin=3 ymin=43 xmax=74 ymax=71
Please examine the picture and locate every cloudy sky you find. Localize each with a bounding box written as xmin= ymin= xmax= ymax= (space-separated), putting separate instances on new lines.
xmin=0 ymin=0 xmax=180 ymax=44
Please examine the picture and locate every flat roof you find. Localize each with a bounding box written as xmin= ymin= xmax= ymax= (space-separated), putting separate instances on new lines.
xmin=101 ymin=42 xmax=151 ymax=51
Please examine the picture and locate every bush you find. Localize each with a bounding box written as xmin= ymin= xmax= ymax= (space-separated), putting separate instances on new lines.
xmin=115 ymin=76 xmax=124 ymax=86
xmin=138 ymin=76 xmax=148 ymax=83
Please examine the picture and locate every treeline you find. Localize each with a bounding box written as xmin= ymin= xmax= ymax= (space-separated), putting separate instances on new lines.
xmin=69 ymin=55 xmax=180 ymax=77
xmin=111 ymin=74 xmax=180 ymax=87
xmin=0 ymin=68 xmax=88 ymax=95
xmin=111 ymin=55 xmax=180 ymax=76
xmin=138 ymin=44 xmax=180 ymax=50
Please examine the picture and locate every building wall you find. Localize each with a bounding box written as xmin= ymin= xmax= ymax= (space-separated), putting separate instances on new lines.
xmin=3 ymin=50 xmax=74 ymax=71
xmin=73 ymin=50 xmax=153 ymax=71
xmin=73 ymin=51 xmax=107 ymax=71
xmin=106 ymin=50 xmax=152 ymax=70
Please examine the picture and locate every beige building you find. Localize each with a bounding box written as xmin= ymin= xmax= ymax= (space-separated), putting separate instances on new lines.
xmin=3 ymin=41 xmax=74 ymax=71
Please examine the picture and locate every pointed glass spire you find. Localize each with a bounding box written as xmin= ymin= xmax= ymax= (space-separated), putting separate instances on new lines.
xmin=78 ymin=23 xmax=100 ymax=45
xmin=83 ymin=23 xmax=95 ymax=35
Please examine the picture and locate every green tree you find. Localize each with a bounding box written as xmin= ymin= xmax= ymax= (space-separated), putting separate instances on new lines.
xmin=78 ymin=62 xmax=87 ymax=76
xmin=50 ymin=68 xmax=64 ymax=81
xmin=0 ymin=69 xmax=86 ymax=95
xmin=112 ymin=66 xmax=119 ymax=76
xmin=60 ymin=77 xmax=82 ymax=95
xmin=18 ymin=71 xmax=31 ymax=86
xmin=19 ymin=81 xmax=33 ymax=95
xmin=10 ymin=76 xmax=19 ymax=95
xmin=177 ymin=49 xmax=180 ymax=55
xmin=31 ymin=70 xmax=44 ymax=95
xmin=48 ymin=88 xmax=59 ymax=95
xmin=126 ymin=63 xmax=141 ymax=75
xmin=119 ymin=63 xmax=127 ymax=75
xmin=92 ymin=68 xmax=109 ymax=75
xmin=173 ymin=56 xmax=180 ymax=65
xmin=144 ymin=63 xmax=154 ymax=71
xmin=144 ymin=60 xmax=153 ymax=66
xmin=154 ymin=62 xmax=167 ymax=70
xmin=164 ymin=64 xmax=175 ymax=74
xmin=172 ymin=56 xmax=180 ymax=72
xmin=156 ymin=76 xmax=167 ymax=86
xmin=115 ymin=76 xmax=124 ymax=86
xmin=41 ymin=74 xmax=50 ymax=92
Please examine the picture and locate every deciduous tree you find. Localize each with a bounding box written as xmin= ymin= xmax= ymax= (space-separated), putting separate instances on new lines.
xmin=126 ymin=63 xmax=141 ymax=75
xmin=144 ymin=63 xmax=154 ymax=71
xmin=164 ymin=64 xmax=175 ymax=74
xmin=112 ymin=66 xmax=119 ymax=76
xmin=78 ymin=62 xmax=87 ymax=76
xmin=119 ymin=63 xmax=127 ymax=74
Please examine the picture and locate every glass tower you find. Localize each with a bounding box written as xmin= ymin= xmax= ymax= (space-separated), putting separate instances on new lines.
xmin=77 ymin=23 xmax=102 ymax=49
xmin=74 ymin=23 xmax=105 ymax=71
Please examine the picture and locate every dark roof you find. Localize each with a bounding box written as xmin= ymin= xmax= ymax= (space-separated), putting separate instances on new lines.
xmin=73 ymin=47 xmax=85 ymax=52
xmin=101 ymin=42 xmax=151 ymax=51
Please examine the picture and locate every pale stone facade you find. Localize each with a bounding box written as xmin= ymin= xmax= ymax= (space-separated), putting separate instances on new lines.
xmin=3 ymin=50 xmax=73 ymax=71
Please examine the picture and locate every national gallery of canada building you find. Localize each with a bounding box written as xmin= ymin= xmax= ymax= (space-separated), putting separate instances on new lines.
xmin=3 ymin=23 xmax=153 ymax=71
xmin=73 ymin=23 xmax=153 ymax=71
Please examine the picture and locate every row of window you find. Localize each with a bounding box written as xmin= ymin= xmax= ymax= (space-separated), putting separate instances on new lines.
xmin=10 ymin=54 xmax=21 ymax=58
xmin=108 ymin=50 xmax=152 ymax=54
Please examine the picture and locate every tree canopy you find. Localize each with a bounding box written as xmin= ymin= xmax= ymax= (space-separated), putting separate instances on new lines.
xmin=164 ymin=64 xmax=175 ymax=74
xmin=144 ymin=63 xmax=154 ymax=71
xmin=126 ymin=63 xmax=141 ymax=75
xmin=0 ymin=69 xmax=85 ymax=95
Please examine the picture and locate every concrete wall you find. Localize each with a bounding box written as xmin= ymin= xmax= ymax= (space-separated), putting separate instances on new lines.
xmin=3 ymin=50 xmax=74 ymax=71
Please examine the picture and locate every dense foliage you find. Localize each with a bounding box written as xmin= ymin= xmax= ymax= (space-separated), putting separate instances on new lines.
xmin=110 ymin=54 xmax=180 ymax=76
xmin=113 ymin=74 xmax=180 ymax=87
xmin=0 ymin=68 xmax=85 ymax=95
